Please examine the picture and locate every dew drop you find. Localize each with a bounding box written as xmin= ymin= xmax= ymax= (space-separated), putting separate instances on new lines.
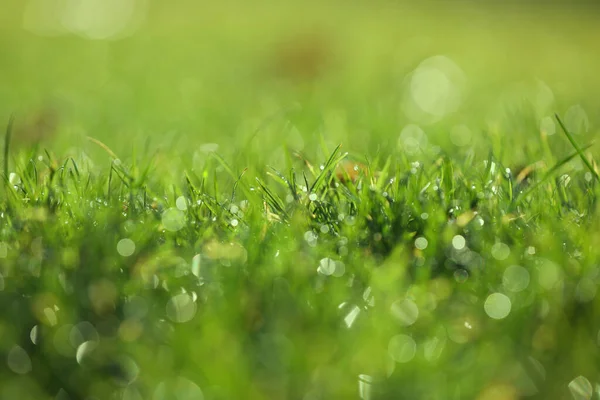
xmin=491 ymin=242 xmax=510 ymax=260
xmin=568 ymin=376 xmax=592 ymax=400
xmin=175 ymin=196 xmax=188 ymax=211
xmin=166 ymin=293 xmax=197 ymax=323
xmin=317 ymin=258 xmax=336 ymax=276
xmin=484 ymin=293 xmax=512 ymax=320
xmin=7 ymin=345 xmax=32 ymax=374
xmin=332 ymin=261 xmax=346 ymax=278
xmin=503 ymin=265 xmax=530 ymax=292
xmin=390 ymin=299 xmax=419 ymax=326
xmin=344 ymin=305 xmax=361 ymax=329
xmin=452 ymin=235 xmax=466 ymax=250
xmin=30 ymin=325 xmax=39 ymax=345
xmin=415 ymin=237 xmax=428 ymax=250
xmin=117 ymin=238 xmax=135 ymax=257
xmin=454 ymin=269 xmax=468 ymax=283
xmin=388 ymin=334 xmax=416 ymax=363
xmin=162 ymin=208 xmax=185 ymax=232
xmin=76 ymin=340 xmax=98 ymax=365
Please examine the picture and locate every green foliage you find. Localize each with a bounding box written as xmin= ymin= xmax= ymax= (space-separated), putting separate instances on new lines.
xmin=2 ymin=2 xmax=600 ymax=399
xmin=0 ymin=120 xmax=599 ymax=399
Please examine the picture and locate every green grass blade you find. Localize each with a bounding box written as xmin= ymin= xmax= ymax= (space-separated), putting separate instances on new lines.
xmin=516 ymin=142 xmax=594 ymax=203
xmin=309 ymin=144 xmax=347 ymax=194
xmin=255 ymin=177 xmax=287 ymax=219
xmin=555 ymin=113 xmax=599 ymax=181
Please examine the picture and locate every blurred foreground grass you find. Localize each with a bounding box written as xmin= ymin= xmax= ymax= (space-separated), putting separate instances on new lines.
xmin=1 ymin=1 xmax=600 ymax=399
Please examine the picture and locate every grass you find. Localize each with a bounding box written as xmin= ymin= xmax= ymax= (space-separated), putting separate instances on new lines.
xmin=2 ymin=2 xmax=600 ymax=400
xmin=1 ymin=113 xmax=599 ymax=399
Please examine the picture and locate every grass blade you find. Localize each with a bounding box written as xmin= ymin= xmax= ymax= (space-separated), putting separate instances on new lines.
xmin=309 ymin=144 xmax=347 ymax=194
xmin=516 ymin=142 xmax=594 ymax=203
xmin=555 ymin=113 xmax=599 ymax=181
xmin=255 ymin=177 xmax=287 ymax=220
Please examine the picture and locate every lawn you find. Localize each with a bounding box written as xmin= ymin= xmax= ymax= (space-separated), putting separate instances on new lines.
xmin=1 ymin=2 xmax=600 ymax=399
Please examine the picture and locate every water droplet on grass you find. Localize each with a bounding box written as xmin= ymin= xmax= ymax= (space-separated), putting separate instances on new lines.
xmin=75 ymin=341 xmax=98 ymax=365
xmin=162 ymin=208 xmax=185 ymax=232
xmin=304 ymin=231 xmax=317 ymax=247
xmin=391 ymin=299 xmax=419 ymax=326
xmin=344 ymin=305 xmax=361 ymax=328
xmin=484 ymin=293 xmax=511 ymax=320
xmin=332 ymin=261 xmax=346 ymax=277
xmin=117 ymin=238 xmax=135 ymax=257
xmin=454 ymin=269 xmax=468 ymax=283
xmin=113 ymin=355 xmax=140 ymax=386
xmin=415 ymin=237 xmax=428 ymax=250
xmin=358 ymin=374 xmax=372 ymax=400
xmin=69 ymin=322 xmax=99 ymax=352
xmin=452 ymin=235 xmax=466 ymax=250
xmin=175 ymin=196 xmax=188 ymax=211
xmin=388 ymin=334 xmax=416 ymax=363
xmin=317 ymin=258 xmax=336 ymax=276
xmin=43 ymin=307 xmax=58 ymax=326
xmin=30 ymin=325 xmax=39 ymax=345
xmin=191 ymin=254 xmax=202 ymax=278
xmin=363 ymin=287 xmax=375 ymax=307
xmin=447 ymin=318 xmax=475 ymax=343
xmin=568 ymin=376 xmax=592 ymax=400
xmin=166 ymin=293 xmax=196 ymax=323
xmin=9 ymin=172 xmax=21 ymax=185
xmin=491 ymin=242 xmax=510 ymax=260
xmin=503 ymin=265 xmax=530 ymax=292
xmin=7 ymin=345 xmax=32 ymax=374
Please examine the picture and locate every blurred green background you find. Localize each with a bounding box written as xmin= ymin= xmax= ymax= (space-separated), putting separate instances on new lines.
xmin=1 ymin=1 xmax=600 ymax=169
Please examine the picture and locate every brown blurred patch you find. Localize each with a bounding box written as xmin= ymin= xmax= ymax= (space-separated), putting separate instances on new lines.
xmin=335 ymin=159 xmax=380 ymax=185
xmin=267 ymin=29 xmax=334 ymax=82
xmin=335 ymin=160 xmax=368 ymax=184
xmin=12 ymin=106 xmax=60 ymax=147
xmin=514 ymin=161 xmax=545 ymax=186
